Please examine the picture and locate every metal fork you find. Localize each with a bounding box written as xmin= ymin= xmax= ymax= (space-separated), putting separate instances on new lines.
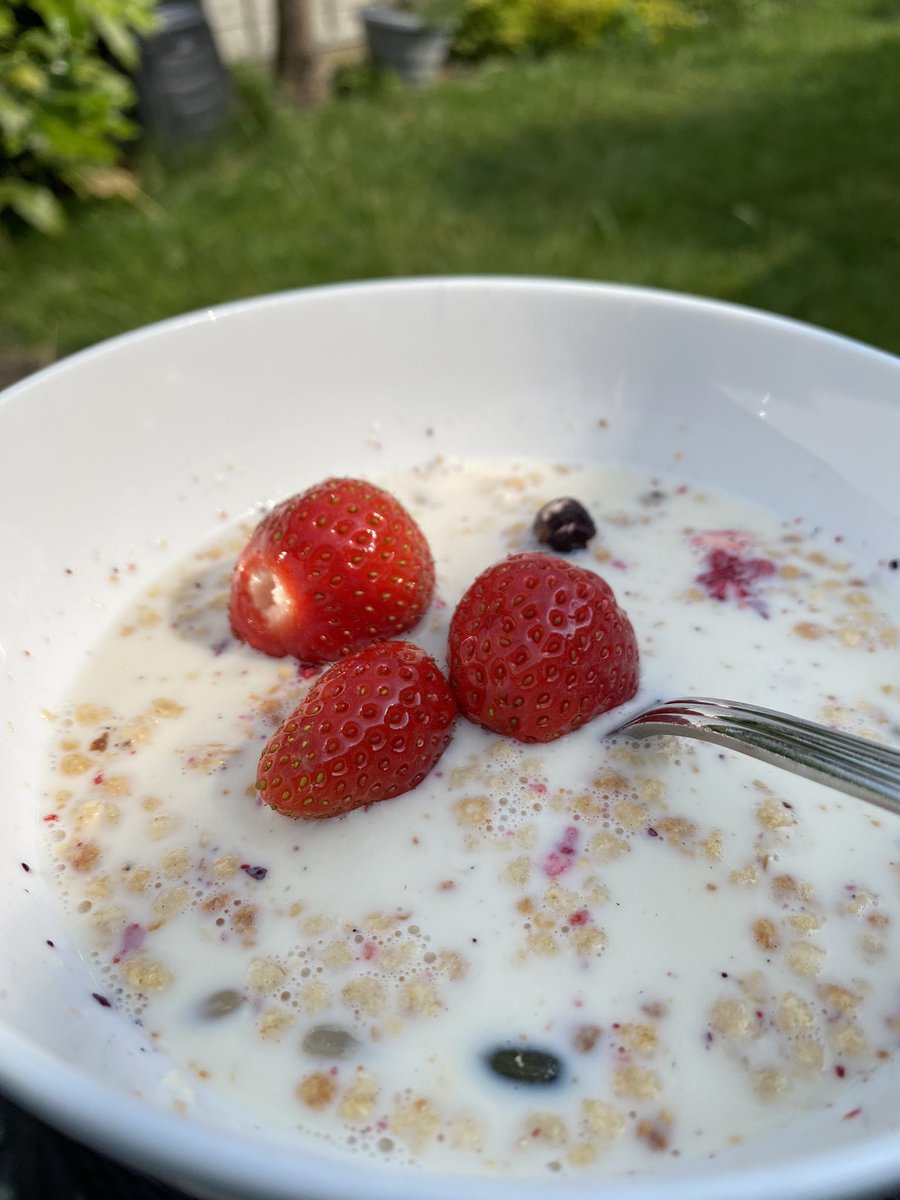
xmin=611 ymin=697 xmax=900 ymax=816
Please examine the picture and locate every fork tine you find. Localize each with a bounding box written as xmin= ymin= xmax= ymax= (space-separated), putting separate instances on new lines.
xmin=685 ymin=699 xmax=900 ymax=770
xmin=637 ymin=699 xmax=900 ymax=774
xmin=614 ymin=698 xmax=900 ymax=816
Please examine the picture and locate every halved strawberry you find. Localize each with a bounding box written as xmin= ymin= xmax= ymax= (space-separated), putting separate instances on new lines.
xmin=229 ymin=477 xmax=434 ymax=663
xmin=256 ymin=640 xmax=456 ymax=819
xmin=447 ymin=552 xmax=639 ymax=743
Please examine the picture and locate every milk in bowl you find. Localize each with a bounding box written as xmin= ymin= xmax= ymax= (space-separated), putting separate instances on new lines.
xmin=41 ymin=455 xmax=900 ymax=1179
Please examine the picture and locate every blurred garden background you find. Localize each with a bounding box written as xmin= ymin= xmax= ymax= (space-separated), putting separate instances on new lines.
xmin=1 ymin=0 xmax=898 ymax=381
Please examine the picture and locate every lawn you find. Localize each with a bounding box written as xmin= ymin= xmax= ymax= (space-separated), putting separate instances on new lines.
xmin=2 ymin=0 xmax=899 ymax=361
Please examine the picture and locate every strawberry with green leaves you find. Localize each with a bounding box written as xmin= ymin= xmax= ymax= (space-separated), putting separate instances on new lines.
xmin=256 ymin=640 xmax=456 ymax=819
xmin=448 ymin=552 xmax=639 ymax=743
xmin=230 ymin=477 xmax=434 ymax=664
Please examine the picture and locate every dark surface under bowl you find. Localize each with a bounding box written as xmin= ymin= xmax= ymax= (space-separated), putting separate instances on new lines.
xmin=0 ymin=1095 xmax=187 ymax=1200
xmin=1 ymin=1090 xmax=899 ymax=1200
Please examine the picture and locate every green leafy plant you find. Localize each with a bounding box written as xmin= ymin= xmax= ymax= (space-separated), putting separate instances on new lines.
xmin=331 ymin=60 xmax=406 ymax=99
xmin=0 ymin=0 xmax=156 ymax=235
xmin=451 ymin=0 xmax=534 ymax=56
xmin=452 ymin=0 xmax=651 ymax=56
xmin=452 ymin=0 xmax=757 ymax=58
xmin=530 ymin=0 xmax=628 ymax=51
xmin=405 ymin=0 xmax=471 ymax=26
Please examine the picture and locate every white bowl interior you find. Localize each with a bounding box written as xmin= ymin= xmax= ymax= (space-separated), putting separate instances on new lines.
xmin=1 ymin=278 xmax=899 ymax=1200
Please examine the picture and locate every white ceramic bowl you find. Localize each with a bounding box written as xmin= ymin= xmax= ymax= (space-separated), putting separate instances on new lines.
xmin=1 ymin=278 xmax=899 ymax=1200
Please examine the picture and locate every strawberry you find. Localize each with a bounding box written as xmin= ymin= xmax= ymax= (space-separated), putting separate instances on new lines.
xmin=447 ymin=552 xmax=639 ymax=743
xmin=256 ymin=640 xmax=456 ymax=819
xmin=229 ymin=477 xmax=435 ymax=663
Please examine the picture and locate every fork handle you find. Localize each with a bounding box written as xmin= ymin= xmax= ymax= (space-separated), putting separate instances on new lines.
xmin=619 ymin=698 xmax=900 ymax=816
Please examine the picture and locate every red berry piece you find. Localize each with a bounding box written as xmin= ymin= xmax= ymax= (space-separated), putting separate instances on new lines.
xmin=695 ymin=548 xmax=776 ymax=615
xmin=256 ymin=640 xmax=457 ymax=819
xmin=447 ymin=552 xmax=639 ymax=743
xmin=229 ymin=478 xmax=435 ymax=663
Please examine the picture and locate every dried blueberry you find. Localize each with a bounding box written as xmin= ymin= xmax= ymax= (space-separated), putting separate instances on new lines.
xmin=639 ymin=489 xmax=667 ymax=507
xmin=533 ymin=498 xmax=596 ymax=553
xmin=486 ymin=1045 xmax=563 ymax=1085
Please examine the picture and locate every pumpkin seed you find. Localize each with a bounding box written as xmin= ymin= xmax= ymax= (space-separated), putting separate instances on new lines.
xmin=302 ymin=1023 xmax=360 ymax=1058
xmin=200 ymin=988 xmax=243 ymax=1019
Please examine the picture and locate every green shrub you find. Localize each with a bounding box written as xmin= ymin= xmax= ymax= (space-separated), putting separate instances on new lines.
xmin=229 ymin=62 xmax=284 ymax=133
xmin=452 ymin=0 xmax=535 ymax=56
xmin=452 ymin=0 xmax=758 ymax=58
xmin=633 ymin=0 xmax=698 ymax=36
xmin=331 ymin=61 xmax=406 ymax=100
xmin=453 ymin=0 xmax=664 ymax=56
xmin=681 ymin=0 xmax=753 ymax=19
xmin=0 ymin=0 xmax=156 ymax=236
xmin=530 ymin=0 xmax=625 ymax=52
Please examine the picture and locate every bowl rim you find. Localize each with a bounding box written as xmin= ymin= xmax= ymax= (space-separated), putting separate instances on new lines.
xmin=3 ymin=275 xmax=898 ymax=409
xmin=3 ymin=275 xmax=900 ymax=1200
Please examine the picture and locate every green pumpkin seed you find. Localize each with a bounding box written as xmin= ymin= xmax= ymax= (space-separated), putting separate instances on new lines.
xmin=302 ymin=1024 xmax=360 ymax=1058
xmin=200 ymin=988 xmax=243 ymax=1019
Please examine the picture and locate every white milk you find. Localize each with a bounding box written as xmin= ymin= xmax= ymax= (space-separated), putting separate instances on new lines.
xmin=42 ymin=459 xmax=900 ymax=1177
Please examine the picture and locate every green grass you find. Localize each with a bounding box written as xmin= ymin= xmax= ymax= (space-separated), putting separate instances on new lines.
xmin=3 ymin=0 xmax=900 ymax=359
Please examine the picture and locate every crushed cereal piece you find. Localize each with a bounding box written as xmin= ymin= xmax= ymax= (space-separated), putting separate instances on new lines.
xmin=341 ymin=978 xmax=386 ymax=1016
xmin=390 ymin=1098 xmax=440 ymax=1150
xmin=636 ymin=1112 xmax=672 ymax=1151
xmin=573 ymin=1024 xmax=602 ymax=1053
xmin=752 ymin=917 xmax=779 ymax=951
xmin=339 ymin=1069 xmax=380 ymax=1124
xmin=298 ymin=980 xmax=331 ymax=1015
xmin=60 ymin=752 xmax=93 ymax=777
xmin=450 ymin=1114 xmax=483 ymax=1151
xmin=788 ymin=942 xmax=825 ymax=977
xmin=616 ymin=1023 xmax=658 ymax=1056
xmin=296 ymin=1071 xmax=336 ymax=1109
xmin=567 ymin=1141 xmax=599 ymax=1167
xmin=710 ymin=998 xmax=757 ymax=1041
xmin=399 ymin=977 xmax=443 ymax=1017
xmin=776 ymin=992 xmax=815 ymax=1035
xmin=523 ymin=1111 xmax=568 ymax=1145
xmin=612 ymin=1065 xmax=661 ymax=1101
xmin=120 ymin=956 xmax=174 ymax=993
xmin=588 ymin=831 xmax=629 ymax=863
xmin=752 ymin=1067 xmax=789 ymax=1102
xmin=581 ymin=1099 xmax=625 ymax=1141
xmin=258 ymin=1006 xmax=294 ymax=1041
xmin=248 ymin=958 xmax=287 ymax=993
xmin=67 ymin=841 xmax=101 ymax=873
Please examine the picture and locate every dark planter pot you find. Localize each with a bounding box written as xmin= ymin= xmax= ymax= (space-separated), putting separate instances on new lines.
xmin=132 ymin=0 xmax=232 ymax=147
xmin=361 ymin=6 xmax=452 ymax=84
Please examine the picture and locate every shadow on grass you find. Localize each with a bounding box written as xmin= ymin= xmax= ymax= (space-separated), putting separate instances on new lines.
xmin=427 ymin=29 xmax=900 ymax=348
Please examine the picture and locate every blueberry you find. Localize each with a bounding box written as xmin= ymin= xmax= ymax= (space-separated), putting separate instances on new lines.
xmin=533 ymin=498 xmax=596 ymax=553
xmin=486 ymin=1045 xmax=563 ymax=1085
